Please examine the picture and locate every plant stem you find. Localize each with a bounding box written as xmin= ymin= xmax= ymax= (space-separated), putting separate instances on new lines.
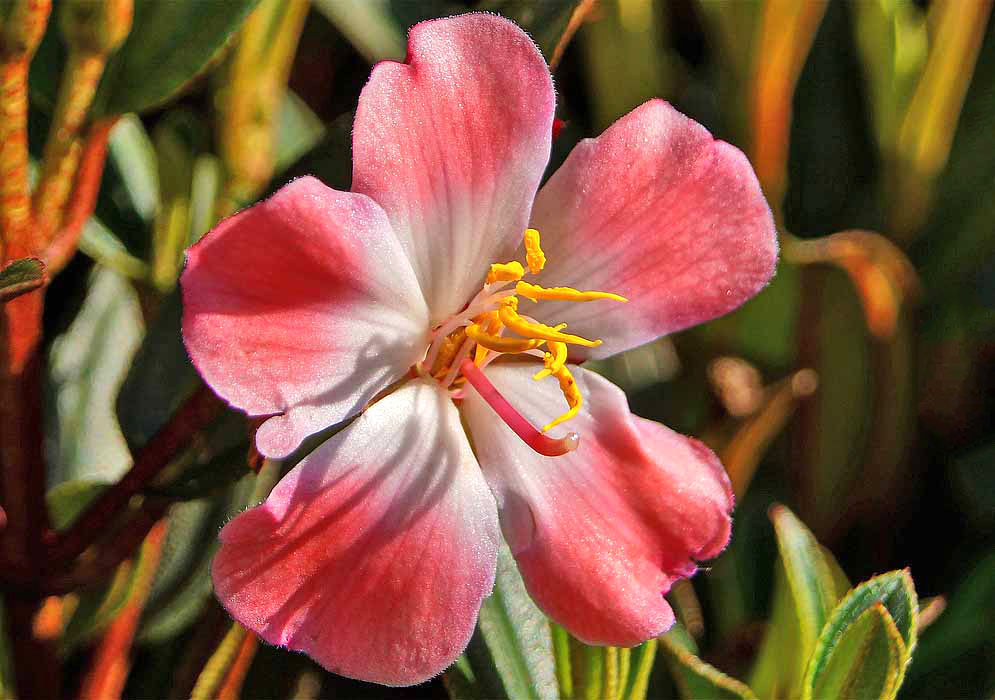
xmin=0 ymin=0 xmax=52 ymax=261
xmin=77 ymin=519 xmax=168 ymax=700
xmin=43 ymin=117 xmax=117 ymax=275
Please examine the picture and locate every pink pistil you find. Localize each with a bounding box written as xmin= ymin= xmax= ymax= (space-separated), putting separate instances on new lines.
xmin=459 ymin=359 xmax=579 ymax=456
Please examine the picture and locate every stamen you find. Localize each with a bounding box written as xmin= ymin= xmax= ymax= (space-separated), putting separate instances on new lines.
xmin=498 ymin=297 xmax=602 ymax=348
xmin=466 ymin=323 xmax=545 ymax=353
xmin=515 ymin=281 xmax=628 ymax=304
xmin=486 ymin=261 xmax=525 ymax=284
xmin=533 ymin=340 xmax=568 ymax=380
xmin=542 ymin=366 xmax=582 ymax=432
xmin=523 ymin=228 xmax=546 ymax=274
xmin=460 ymin=359 xmax=579 ymax=456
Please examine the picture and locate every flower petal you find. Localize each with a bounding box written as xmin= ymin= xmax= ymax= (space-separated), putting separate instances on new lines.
xmin=530 ymin=100 xmax=777 ymax=359
xmin=352 ymin=13 xmax=555 ymax=323
xmin=460 ymin=362 xmax=733 ymax=646
xmin=182 ymin=176 xmax=429 ymax=458
xmin=212 ymin=379 xmax=500 ymax=686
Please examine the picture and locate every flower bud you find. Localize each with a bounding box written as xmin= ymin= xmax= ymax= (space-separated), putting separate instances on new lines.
xmin=59 ymin=0 xmax=131 ymax=55
xmin=0 ymin=0 xmax=51 ymax=58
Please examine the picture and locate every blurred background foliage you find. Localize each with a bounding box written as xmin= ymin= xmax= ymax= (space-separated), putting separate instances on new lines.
xmin=3 ymin=0 xmax=994 ymax=697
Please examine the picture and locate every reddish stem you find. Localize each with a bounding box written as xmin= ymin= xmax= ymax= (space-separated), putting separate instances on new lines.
xmin=47 ymin=500 xmax=168 ymax=594
xmin=78 ymin=520 xmax=168 ymax=700
xmin=43 ymin=117 xmax=117 ymax=275
xmin=459 ymin=359 xmax=578 ymax=457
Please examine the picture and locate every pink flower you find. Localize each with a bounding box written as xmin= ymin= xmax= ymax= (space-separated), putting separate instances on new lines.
xmin=181 ymin=13 xmax=776 ymax=687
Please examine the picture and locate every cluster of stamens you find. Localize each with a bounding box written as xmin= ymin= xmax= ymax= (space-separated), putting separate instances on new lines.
xmin=416 ymin=229 xmax=627 ymax=456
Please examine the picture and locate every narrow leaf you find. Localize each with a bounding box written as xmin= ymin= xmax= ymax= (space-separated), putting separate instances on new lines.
xmin=660 ymin=623 xmax=757 ymax=699
xmin=748 ymin=564 xmax=805 ymax=698
xmin=803 ymin=570 xmax=918 ymax=700
xmin=474 ymin=543 xmax=558 ymax=699
xmin=568 ymin=638 xmax=604 ymax=700
xmin=48 ymin=268 xmax=144 ymax=485
xmin=550 ymin=623 xmax=572 ymax=698
xmin=770 ymin=504 xmax=841 ymax=650
xmin=94 ymin=0 xmax=263 ymax=116
xmin=621 ymin=639 xmax=657 ymax=700
xmin=808 ymin=604 xmax=905 ymax=700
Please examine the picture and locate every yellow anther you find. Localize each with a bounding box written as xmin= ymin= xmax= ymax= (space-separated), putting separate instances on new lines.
xmin=533 ymin=341 xmax=568 ymax=380
xmin=486 ymin=261 xmax=525 ymax=284
xmin=466 ymin=323 xmax=545 ymax=353
xmin=515 ymin=281 xmax=629 ymax=304
xmin=543 ymin=366 xmax=582 ymax=432
xmin=498 ymin=297 xmax=602 ymax=348
xmin=523 ymin=229 xmax=545 ymax=275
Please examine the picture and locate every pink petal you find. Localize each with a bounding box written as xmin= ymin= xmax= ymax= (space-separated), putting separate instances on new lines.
xmin=460 ymin=363 xmax=733 ymax=646
xmin=212 ymin=380 xmax=500 ymax=686
xmin=352 ymin=13 xmax=555 ymax=323
xmin=530 ymin=100 xmax=777 ymax=359
xmin=182 ymin=176 xmax=429 ymax=458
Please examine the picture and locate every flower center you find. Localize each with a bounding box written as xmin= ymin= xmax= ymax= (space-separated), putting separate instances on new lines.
xmin=416 ymin=229 xmax=626 ymax=456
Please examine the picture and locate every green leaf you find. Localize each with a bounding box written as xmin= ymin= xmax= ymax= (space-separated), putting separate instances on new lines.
xmin=660 ymin=622 xmax=757 ymax=699
xmin=79 ymin=217 xmax=149 ymax=280
xmin=749 ymin=563 xmax=803 ymax=699
xmin=444 ymin=655 xmax=483 ymax=700
xmin=46 ymin=479 xmax=107 ymax=531
xmin=749 ymin=505 xmax=849 ymax=699
xmin=107 ymin=114 xmax=160 ymax=224
xmin=621 ymin=639 xmax=657 ymax=700
xmin=803 ymin=570 xmax=918 ymax=700
xmin=313 ymin=0 xmax=459 ymax=63
xmin=0 ymin=257 xmax=46 ymax=302
xmin=550 ymin=623 xmax=572 ymax=698
xmin=94 ymin=0 xmax=262 ymax=116
xmin=807 ymin=604 xmax=905 ymax=700
xmin=115 ymin=290 xmax=200 ymax=452
xmin=568 ymin=638 xmax=604 ymax=700
xmin=274 ymin=91 xmax=327 ymax=174
xmin=47 ymin=267 xmax=144 ymax=485
xmin=473 ymin=543 xmax=558 ymax=699
xmin=188 ymin=154 xmax=223 ymax=245
xmin=852 ymin=0 xmax=928 ymax=153
xmin=312 ymin=0 xmax=406 ymax=62
xmin=770 ymin=504 xmax=841 ymax=651
xmin=0 ymin=257 xmax=45 ymax=299
xmin=137 ymin=495 xmax=229 ymax=643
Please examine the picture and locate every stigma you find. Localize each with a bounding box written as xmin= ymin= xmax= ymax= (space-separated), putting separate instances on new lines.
xmin=418 ymin=229 xmax=626 ymax=455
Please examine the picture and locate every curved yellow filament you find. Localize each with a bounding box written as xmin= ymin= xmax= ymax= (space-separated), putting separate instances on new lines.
xmin=515 ymin=281 xmax=628 ymax=304
xmin=543 ymin=366 xmax=582 ymax=432
xmin=533 ymin=340 xmax=568 ymax=380
xmin=498 ymin=297 xmax=601 ymax=348
xmin=466 ymin=323 xmax=545 ymax=353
